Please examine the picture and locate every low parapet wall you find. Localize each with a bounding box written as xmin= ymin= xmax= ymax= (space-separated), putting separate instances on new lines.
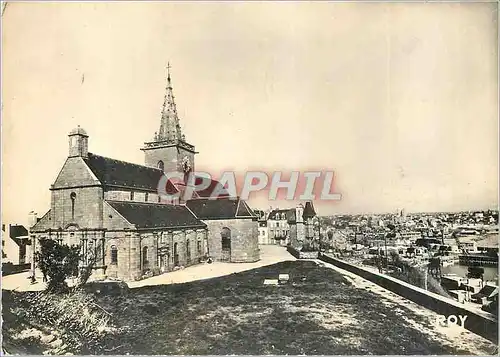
xmin=319 ymin=253 xmax=498 ymax=343
xmin=286 ymin=246 xmax=319 ymax=259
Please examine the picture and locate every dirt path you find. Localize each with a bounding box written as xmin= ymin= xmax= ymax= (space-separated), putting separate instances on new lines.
xmin=128 ymin=245 xmax=296 ymax=289
xmin=1 ymin=245 xmax=295 ymax=292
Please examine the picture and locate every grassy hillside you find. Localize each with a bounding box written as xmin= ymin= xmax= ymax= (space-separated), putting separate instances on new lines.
xmin=2 ymin=260 xmax=495 ymax=355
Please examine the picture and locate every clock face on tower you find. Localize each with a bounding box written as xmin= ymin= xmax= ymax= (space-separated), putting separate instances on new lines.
xmin=181 ymin=156 xmax=192 ymax=173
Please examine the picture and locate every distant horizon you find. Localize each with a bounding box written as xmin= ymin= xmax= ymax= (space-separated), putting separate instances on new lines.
xmin=5 ymin=204 xmax=497 ymax=228
xmin=251 ymin=204 xmax=499 ymax=217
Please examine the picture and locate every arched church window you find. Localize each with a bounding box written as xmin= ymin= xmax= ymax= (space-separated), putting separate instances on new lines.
xmin=111 ymin=245 xmax=118 ymax=264
xmin=70 ymin=192 xmax=77 ymax=220
xmin=142 ymin=246 xmax=149 ymax=266
xmin=157 ymin=160 xmax=164 ymax=171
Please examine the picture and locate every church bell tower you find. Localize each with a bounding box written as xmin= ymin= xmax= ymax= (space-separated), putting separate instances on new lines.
xmin=141 ymin=63 xmax=197 ymax=177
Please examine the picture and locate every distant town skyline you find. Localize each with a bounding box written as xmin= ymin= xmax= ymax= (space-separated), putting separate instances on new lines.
xmin=2 ymin=2 xmax=498 ymax=226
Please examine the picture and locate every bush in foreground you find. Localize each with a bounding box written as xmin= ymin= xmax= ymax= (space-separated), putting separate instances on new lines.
xmin=13 ymin=289 xmax=117 ymax=354
xmin=35 ymin=238 xmax=80 ymax=292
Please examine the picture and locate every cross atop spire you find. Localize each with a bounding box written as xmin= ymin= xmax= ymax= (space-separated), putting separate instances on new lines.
xmin=167 ymin=62 xmax=171 ymax=82
xmin=157 ymin=62 xmax=184 ymax=143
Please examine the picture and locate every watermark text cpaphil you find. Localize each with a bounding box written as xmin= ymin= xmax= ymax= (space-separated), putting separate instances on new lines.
xmin=157 ymin=170 xmax=343 ymax=201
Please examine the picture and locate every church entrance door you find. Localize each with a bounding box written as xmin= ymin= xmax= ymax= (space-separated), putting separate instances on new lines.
xmin=221 ymin=227 xmax=231 ymax=262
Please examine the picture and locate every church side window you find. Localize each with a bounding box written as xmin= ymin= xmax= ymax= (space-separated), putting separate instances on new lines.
xmin=70 ymin=192 xmax=77 ymax=220
xmin=142 ymin=246 xmax=149 ymax=266
xmin=111 ymin=245 xmax=118 ymax=264
xmin=157 ymin=160 xmax=164 ymax=171
xmin=130 ymin=192 xmax=134 ymax=201
xmin=145 ymin=193 xmax=149 ymax=202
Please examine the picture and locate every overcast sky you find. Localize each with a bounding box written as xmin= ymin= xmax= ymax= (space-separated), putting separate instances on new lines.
xmin=2 ymin=2 xmax=498 ymax=226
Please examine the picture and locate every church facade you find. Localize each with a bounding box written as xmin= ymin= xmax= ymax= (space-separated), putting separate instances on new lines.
xmin=30 ymin=69 xmax=260 ymax=281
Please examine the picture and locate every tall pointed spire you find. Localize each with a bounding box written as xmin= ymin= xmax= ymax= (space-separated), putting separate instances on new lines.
xmin=142 ymin=63 xmax=197 ymax=171
xmin=158 ymin=62 xmax=184 ymax=142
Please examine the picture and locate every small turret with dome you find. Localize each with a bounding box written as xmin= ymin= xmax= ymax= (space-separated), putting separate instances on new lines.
xmin=69 ymin=126 xmax=88 ymax=137
xmin=68 ymin=125 xmax=89 ymax=158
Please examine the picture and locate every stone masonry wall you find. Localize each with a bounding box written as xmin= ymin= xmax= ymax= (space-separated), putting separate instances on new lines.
xmin=51 ymin=187 xmax=103 ymax=229
xmin=143 ymin=145 xmax=195 ymax=174
xmin=204 ymin=218 xmax=259 ymax=263
xmin=104 ymin=228 xmax=208 ymax=281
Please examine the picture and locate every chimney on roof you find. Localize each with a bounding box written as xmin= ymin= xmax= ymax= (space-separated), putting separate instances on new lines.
xmin=28 ymin=211 xmax=38 ymax=229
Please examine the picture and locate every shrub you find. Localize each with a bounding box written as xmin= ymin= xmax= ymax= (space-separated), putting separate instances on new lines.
xmin=35 ymin=239 xmax=80 ymax=293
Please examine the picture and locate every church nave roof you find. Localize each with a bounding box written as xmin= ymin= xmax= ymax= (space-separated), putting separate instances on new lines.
xmin=185 ymin=197 xmax=256 ymax=220
xmin=84 ymin=153 xmax=170 ymax=192
xmin=107 ymin=200 xmax=206 ymax=230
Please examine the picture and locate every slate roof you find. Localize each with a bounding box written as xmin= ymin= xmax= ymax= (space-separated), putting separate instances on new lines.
xmin=303 ymin=201 xmax=316 ymax=219
xmin=192 ymin=177 xmax=230 ymax=198
xmin=268 ymin=203 xmax=316 ymax=223
xmin=84 ymin=153 xmax=174 ymax=192
xmin=268 ymin=209 xmax=295 ymax=221
xmin=107 ymin=201 xmax=205 ymax=229
xmin=9 ymin=225 xmax=28 ymax=239
xmin=83 ymin=153 xmax=226 ymax=197
xmin=185 ymin=198 xmax=256 ymax=220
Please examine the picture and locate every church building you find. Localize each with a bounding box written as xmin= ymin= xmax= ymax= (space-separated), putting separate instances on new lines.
xmin=30 ymin=67 xmax=260 ymax=281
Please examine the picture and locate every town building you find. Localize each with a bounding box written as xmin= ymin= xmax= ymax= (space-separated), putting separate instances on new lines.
xmin=289 ymin=202 xmax=317 ymax=248
xmin=267 ymin=208 xmax=293 ymax=246
xmin=2 ymin=224 xmax=31 ymax=265
xmin=260 ymin=203 xmax=317 ymax=247
xmin=30 ymin=68 xmax=260 ymax=281
xmin=254 ymin=210 xmax=271 ymax=245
